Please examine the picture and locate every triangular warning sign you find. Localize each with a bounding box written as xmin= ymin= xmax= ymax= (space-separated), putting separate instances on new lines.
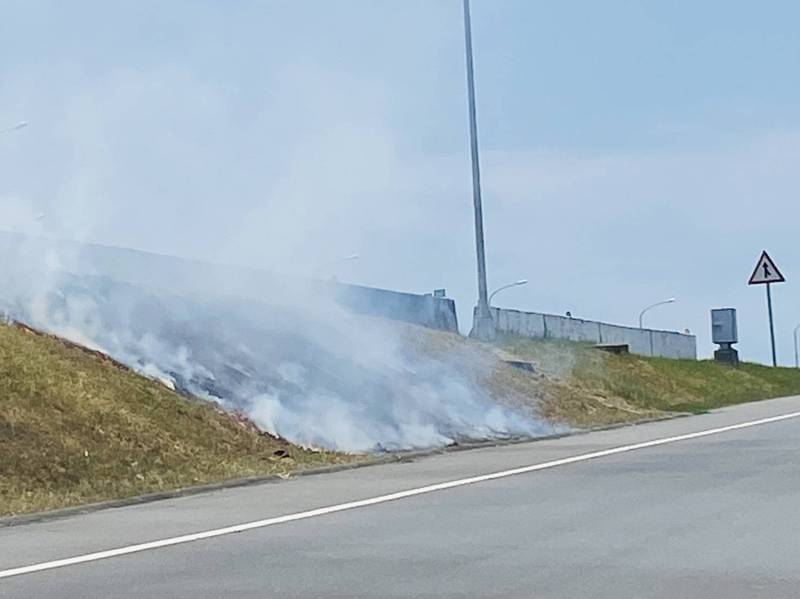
xmin=748 ymin=251 xmax=786 ymax=285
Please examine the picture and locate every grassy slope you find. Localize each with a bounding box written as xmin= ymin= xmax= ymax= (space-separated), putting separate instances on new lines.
xmin=500 ymin=336 xmax=800 ymax=427
xmin=402 ymin=326 xmax=800 ymax=430
xmin=4 ymin=317 xmax=800 ymax=518
xmin=0 ymin=323 xmax=353 ymax=518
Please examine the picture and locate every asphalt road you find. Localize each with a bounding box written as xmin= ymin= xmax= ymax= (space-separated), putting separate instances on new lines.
xmin=2 ymin=395 xmax=800 ymax=598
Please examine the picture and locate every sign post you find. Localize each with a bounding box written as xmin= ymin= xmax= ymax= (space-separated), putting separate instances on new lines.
xmin=766 ymin=283 xmax=776 ymax=366
xmin=748 ymin=251 xmax=786 ymax=367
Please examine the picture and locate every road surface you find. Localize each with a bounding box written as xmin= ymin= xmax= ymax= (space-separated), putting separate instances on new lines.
xmin=2 ymin=395 xmax=800 ymax=598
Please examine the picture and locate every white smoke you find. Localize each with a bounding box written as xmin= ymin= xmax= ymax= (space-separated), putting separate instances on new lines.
xmin=0 ymin=3 xmax=559 ymax=452
xmin=0 ymin=231 xmax=552 ymax=452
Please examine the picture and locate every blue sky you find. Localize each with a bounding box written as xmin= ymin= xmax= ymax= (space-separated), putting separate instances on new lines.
xmin=2 ymin=0 xmax=800 ymax=363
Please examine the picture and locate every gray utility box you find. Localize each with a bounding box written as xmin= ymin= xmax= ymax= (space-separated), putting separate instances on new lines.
xmin=711 ymin=308 xmax=738 ymax=344
xmin=711 ymin=308 xmax=738 ymax=365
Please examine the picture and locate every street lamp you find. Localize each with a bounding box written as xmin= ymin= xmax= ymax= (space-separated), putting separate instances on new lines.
xmin=638 ymin=298 xmax=676 ymax=329
xmin=0 ymin=121 xmax=27 ymax=135
xmin=793 ymin=323 xmax=800 ymax=369
xmin=488 ymin=279 xmax=528 ymax=307
xmin=314 ymin=254 xmax=359 ymax=279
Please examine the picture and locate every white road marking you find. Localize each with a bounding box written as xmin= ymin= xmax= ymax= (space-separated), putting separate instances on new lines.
xmin=2 ymin=409 xmax=800 ymax=580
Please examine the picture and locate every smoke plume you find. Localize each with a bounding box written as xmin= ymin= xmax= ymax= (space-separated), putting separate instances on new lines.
xmin=0 ymin=231 xmax=551 ymax=452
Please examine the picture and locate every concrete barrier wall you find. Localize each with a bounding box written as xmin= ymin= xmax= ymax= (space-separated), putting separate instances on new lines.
xmin=544 ymin=314 xmax=601 ymax=343
xmin=598 ymin=323 xmax=653 ymax=356
xmin=649 ymin=329 xmax=697 ymax=360
xmin=494 ymin=307 xmax=545 ymax=338
xmin=333 ymin=284 xmax=458 ymax=332
xmin=491 ymin=307 xmax=697 ymax=359
xmin=0 ymin=232 xmax=459 ymax=333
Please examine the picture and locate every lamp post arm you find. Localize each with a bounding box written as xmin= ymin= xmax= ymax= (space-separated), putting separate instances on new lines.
xmin=639 ymin=299 xmax=675 ymax=329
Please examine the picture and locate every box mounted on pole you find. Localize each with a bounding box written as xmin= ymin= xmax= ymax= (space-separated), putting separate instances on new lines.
xmin=711 ymin=308 xmax=739 ymax=366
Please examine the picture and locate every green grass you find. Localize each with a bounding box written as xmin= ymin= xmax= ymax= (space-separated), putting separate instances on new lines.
xmin=499 ymin=336 xmax=800 ymax=425
xmin=603 ymin=357 xmax=800 ymax=413
xmin=0 ymin=323 xmax=355 ymax=518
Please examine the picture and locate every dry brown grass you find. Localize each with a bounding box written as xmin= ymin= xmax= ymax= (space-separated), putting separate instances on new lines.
xmin=6 ymin=317 xmax=798 ymax=519
xmin=404 ymin=327 xmax=800 ymax=430
xmin=400 ymin=325 xmax=655 ymax=427
xmin=0 ymin=323 xmax=356 ymax=517
xmin=499 ymin=335 xmax=800 ymax=425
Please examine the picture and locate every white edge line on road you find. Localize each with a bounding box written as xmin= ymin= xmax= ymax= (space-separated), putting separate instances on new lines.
xmin=3 ymin=409 xmax=800 ymax=581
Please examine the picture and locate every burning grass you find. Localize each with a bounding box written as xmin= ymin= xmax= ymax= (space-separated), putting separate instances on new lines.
xmin=5 ymin=316 xmax=799 ymax=519
xmin=0 ymin=322 xmax=356 ymax=518
xmin=403 ymin=327 xmax=663 ymax=428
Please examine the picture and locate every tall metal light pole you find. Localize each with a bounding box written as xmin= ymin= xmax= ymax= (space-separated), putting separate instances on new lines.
xmin=793 ymin=323 xmax=800 ymax=369
xmin=638 ymin=298 xmax=676 ymax=329
xmin=463 ymin=0 xmax=493 ymax=340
